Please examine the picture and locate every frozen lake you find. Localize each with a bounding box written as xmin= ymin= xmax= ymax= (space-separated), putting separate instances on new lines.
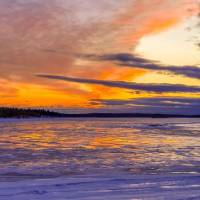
xmin=0 ymin=118 xmax=199 ymax=199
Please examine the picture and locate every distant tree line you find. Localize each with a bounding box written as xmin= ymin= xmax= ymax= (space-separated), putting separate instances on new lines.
xmin=0 ymin=107 xmax=200 ymax=118
xmin=0 ymin=107 xmax=63 ymax=118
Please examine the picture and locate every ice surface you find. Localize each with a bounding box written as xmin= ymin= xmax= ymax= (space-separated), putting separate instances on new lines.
xmin=0 ymin=174 xmax=200 ymax=200
xmin=0 ymin=118 xmax=199 ymax=199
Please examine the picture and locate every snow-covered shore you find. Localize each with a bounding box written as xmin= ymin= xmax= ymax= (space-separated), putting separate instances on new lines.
xmin=0 ymin=173 xmax=200 ymax=200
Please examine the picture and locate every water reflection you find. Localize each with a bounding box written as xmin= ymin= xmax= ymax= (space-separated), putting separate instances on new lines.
xmin=0 ymin=118 xmax=199 ymax=177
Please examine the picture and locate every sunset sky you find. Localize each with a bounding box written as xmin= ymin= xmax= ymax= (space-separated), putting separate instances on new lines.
xmin=0 ymin=0 xmax=200 ymax=114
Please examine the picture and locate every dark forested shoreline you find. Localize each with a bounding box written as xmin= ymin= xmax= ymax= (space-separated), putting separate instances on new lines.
xmin=0 ymin=107 xmax=200 ymax=118
xmin=0 ymin=107 xmax=63 ymax=118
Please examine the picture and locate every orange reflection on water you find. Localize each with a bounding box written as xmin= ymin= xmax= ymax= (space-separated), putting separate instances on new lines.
xmin=0 ymin=118 xmax=199 ymax=177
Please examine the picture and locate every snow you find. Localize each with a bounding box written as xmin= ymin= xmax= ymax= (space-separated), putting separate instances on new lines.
xmin=0 ymin=173 xmax=200 ymax=200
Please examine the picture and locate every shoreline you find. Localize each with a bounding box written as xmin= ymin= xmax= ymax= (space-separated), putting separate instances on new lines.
xmin=1 ymin=107 xmax=200 ymax=118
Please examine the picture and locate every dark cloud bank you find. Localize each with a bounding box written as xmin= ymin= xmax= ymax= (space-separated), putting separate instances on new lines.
xmin=37 ymin=74 xmax=200 ymax=93
xmin=83 ymin=53 xmax=200 ymax=80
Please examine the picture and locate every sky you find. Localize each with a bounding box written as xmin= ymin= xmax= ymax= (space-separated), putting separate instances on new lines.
xmin=0 ymin=0 xmax=200 ymax=114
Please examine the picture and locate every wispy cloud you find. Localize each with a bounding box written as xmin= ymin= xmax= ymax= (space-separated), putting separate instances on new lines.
xmin=37 ymin=74 xmax=200 ymax=93
xmin=90 ymin=97 xmax=200 ymax=114
xmin=92 ymin=97 xmax=200 ymax=107
xmin=83 ymin=53 xmax=200 ymax=80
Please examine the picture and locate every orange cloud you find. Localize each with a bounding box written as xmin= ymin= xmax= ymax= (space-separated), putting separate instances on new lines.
xmin=114 ymin=0 xmax=199 ymax=47
xmin=0 ymin=0 xmax=199 ymax=108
